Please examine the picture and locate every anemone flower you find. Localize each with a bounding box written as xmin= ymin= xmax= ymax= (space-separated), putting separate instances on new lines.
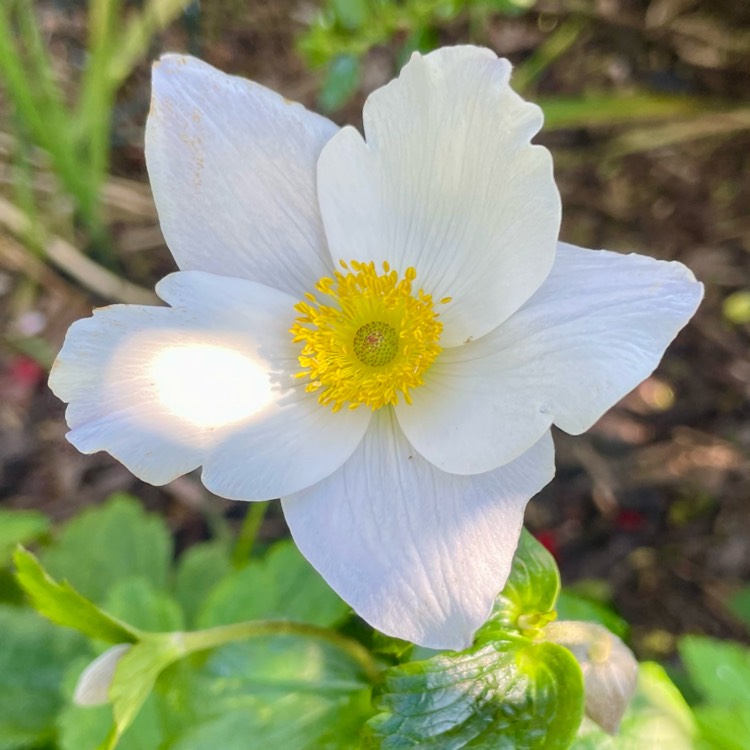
xmin=50 ymin=46 xmax=702 ymax=650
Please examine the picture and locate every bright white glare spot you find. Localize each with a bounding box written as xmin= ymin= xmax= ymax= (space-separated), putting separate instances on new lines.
xmin=150 ymin=344 xmax=274 ymax=428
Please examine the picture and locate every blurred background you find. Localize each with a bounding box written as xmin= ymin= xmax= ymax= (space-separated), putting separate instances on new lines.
xmin=1 ymin=0 xmax=749 ymax=676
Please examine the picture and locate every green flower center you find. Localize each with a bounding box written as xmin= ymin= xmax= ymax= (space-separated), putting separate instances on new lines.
xmin=353 ymin=321 xmax=399 ymax=367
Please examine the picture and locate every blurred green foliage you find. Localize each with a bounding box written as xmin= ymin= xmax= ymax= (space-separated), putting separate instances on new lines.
xmin=0 ymin=497 xmax=652 ymax=748
xmin=679 ymin=636 xmax=750 ymax=749
xmin=2 ymin=496 xmax=739 ymax=749
xmin=300 ymin=0 xmax=537 ymax=111
xmin=0 ymin=0 xmax=191 ymax=261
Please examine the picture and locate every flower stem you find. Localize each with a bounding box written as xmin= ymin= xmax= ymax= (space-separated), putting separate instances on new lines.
xmin=231 ymin=500 xmax=269 ymax=567
xmin=179 ymin=619 xmax=382 ymax=685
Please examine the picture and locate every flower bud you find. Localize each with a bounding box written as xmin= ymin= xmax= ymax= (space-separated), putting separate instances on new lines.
xmin=73 ymin=644 xmax=131 ymax=706
xmin=544 ymin=620 xmax=638 ymax=733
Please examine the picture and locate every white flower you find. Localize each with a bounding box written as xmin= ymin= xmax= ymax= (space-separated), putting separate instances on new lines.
xmin=49 ymin=47 xmax=702 ymax=650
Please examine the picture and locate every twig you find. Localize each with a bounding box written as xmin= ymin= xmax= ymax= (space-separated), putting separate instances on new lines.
xmin=0 ymin=195 xmax=158 ymax=305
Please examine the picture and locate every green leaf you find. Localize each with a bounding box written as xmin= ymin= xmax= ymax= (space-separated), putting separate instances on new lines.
xmin=13 ymin=547 xmax=139 ymax=643
xmin=318 ymin=54 xmax=361 ymax=112
xmin=0 ymin=509 xmax=50 ymax=565
xmin=166 ymin=636 xmax=373 ymax=750
xmin=693 ymin=705 xmax=750 ymax=750
xmin=571 ymin=663 xmax=697 ymax=749
xmin=331 ymin=0 xmax=369 ymax=30
xmin=0 ymin=604 xmax=87 ymax=749
xmin=104 ymin=578 xmax=185 ymax=632
xmin=538 ymin=93 xmax=715 ymax=131
xmin=365 ymin=636 xmax=584 ymax=749
xmin=97 ymin=617 xmax=376 ymax=747
xmin=679 ymin=636 xmax=750 ymax=706
xmin=398 ymin=26 xmax=439 ymax=67
xmin=197 ymin=540 xmax=349 ymax=629
xmin=0 ymin=569 xmax=23 ymax=606
xmin=555 ymin=590 xmax=629 ymax=640
xmin=173 ymin=542 xmax=233 ymax=628
xmin=370 ymin=631 xmax=414 ymax=662
xmin=480 ymin=529 xmax=560 ymax=639
xmin=728 ymin=586 xmax=750 ymax=630
xmin=106 ymin=635 xmax=186 ymax=747
xmin=58 ymin=657 xmax=164 ymax=750
xmin=41 ymin=493 xmax=172 ymax=603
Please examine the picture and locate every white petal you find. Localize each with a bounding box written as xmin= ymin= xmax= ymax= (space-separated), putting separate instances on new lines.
xmin=146 ymin=55 xmax=337 ymax=297
xmin=317 ymin=46 xmax=560 ymax=347
xmin=398 ymin=243 xmax=703 ymax=474
xmin=199 ymin=388 xmax=370 ymax=501
xmin=74 ymin=644 xmax=131 ymax=706
xmin=545 ymin=621 xmax=639 ymax=734
xmin=282 ymin=410 xmax=554 ymax=650
xmin=50 ymin=272 xmax=369 ymax=496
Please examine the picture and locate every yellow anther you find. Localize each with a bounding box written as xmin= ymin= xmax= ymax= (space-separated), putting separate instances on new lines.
xmin=290 ymin=260 xmax=443 ymax=411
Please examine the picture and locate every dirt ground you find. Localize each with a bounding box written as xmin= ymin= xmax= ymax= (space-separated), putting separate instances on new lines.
xmin=1 ymin=0 xmax=749 ymax=661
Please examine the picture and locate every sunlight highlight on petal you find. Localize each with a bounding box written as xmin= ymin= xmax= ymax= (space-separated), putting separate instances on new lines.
xmin=149 ymin=344 xmax=274 ymax=428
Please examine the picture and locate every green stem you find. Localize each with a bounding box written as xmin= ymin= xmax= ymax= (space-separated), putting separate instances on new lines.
xmin=74 ymin=0 xmax=123 ymax=259
xmin=231 ymin=501 xmax=269 ymax=567
xmin=513 ymin=16 xmax=588 ymax=94
xmin=179 ymin=620 xmax=382 ymax=685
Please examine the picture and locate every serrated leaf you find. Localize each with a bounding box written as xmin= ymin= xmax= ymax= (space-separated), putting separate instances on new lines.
xmin=0 ymin=604 xmax=87 ymax=749
xmin=173 ymin=542 xmax=232 ymax=627
xmin=100 ymin=615 xmax=373 ymax=747
xmin=480 ymin=529 xmax=560 ymax=639
xmin=166 ymin=636 xmax=373 ymax=750
xmin=0 ymin=509 xmax=50 ymax=565
xmin=104 ymin=578 xmax=185 ymax=632
xmin=196 ymin=540 xmax=348 ymax=629
xmin=13 ymin=547 xmax=139 ymax=643
xmin=679 ymin=636 xmax=750 ymax=706
xmin=365 ymin=636 xmax=584 ymax=749
xmin=571 ymin=663 xmax=697 ymax=749
xmin=41 ymin=494 xmax=172 ymax=603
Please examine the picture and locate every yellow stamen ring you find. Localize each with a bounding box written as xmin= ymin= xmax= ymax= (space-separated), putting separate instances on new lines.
xmin=290 ymin=260 xmax=446 ymax=412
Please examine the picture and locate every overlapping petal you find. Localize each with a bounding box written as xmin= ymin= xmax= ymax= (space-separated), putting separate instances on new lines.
xmin=397 ymin=243 xmax=704 ymax=474
xmin=50 ymin=271 xmax=370 ymax=495
xmin=282 ymin=410 xmax=555 ymax=650
xmin=317 ymin=46 xmax=560 ymax=347
xmin=146 ymin=55 xmax=337 ymax=297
